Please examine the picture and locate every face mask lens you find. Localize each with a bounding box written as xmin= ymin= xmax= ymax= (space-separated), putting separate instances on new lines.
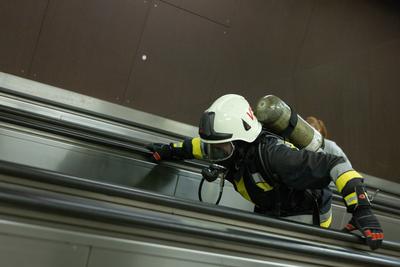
xmin=205 ymin=142 xmax=235 ymax=162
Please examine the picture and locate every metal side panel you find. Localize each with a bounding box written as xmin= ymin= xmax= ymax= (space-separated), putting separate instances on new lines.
xmin=87 ymin=247 xmax=301 ymax=267
xmin=0 ymin=218 xmax=320 ymax=267
xmin=379 ymin=215 xmax=400 ymax=242
xmin=0 ymin=72 xmax=198 ymax=138
xmin=339 ymin=211 xmax=400 ymax=242
xmin=0 ymin=233 xmax=89 ymax=267
xmin=175 ymin=174 xmax=254 ymax=212
xmin=0 ymin=123 xmax=252 ymax=213
xmin=0 ymin=125 xmax=178 ymax=196
xmin=0 ymin=183 xmax=399 ymax=266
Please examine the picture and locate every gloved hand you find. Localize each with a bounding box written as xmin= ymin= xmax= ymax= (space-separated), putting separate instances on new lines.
xmin=344 ymin=185 xmax=384 ymax=250
xmin=146 ymin=143 xmax=173 ymax=161
xmin=344 ymin=206 xmax=384 ymax=250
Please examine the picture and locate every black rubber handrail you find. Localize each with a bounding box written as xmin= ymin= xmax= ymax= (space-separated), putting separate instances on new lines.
xmin=0 ymin=185 xmax=399 ymax=266
xmin=0 ymin=160 xmax=399 ymax=252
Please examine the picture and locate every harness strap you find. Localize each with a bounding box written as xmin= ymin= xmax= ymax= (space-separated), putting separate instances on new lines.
xmin=280 ymin=106 xmax=298 ymax=139
xmin=257 ymin=137 xmax=281 ymax=216
xmin=256 ymin=132 xmax=321 ymax=219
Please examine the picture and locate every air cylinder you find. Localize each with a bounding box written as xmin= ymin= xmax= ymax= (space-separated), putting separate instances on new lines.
xmin=255 ymin=95 xmax=323 ymax=151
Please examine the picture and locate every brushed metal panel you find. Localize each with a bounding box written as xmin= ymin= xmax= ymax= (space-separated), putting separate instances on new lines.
xmin=175 ymin=175 xmax=255 ymax=211
xmin=0 ymin=126 xmax=178 ymax=196
xmin=330 ymin=205 xmax=346 ymax=230
xmin=0 ymin=0 xmax=48 ymax=76
xmin=0 ymin=219 xmax=315 ymax=267
xmin=376 ymin=214 xmax=400 ymax=242
xmin=338 ymin=209 xmax=400 ymax=242
xmin=88 ymin=248 xmax=218 ymax=267
xmin=29 ymin=0 xmax=150 ymax=102
xmin=88 ymin=247 xmax=301 ymax=267
xmin=0 ymin=94 xmax=180 ymax=145
xmin=125 ymin=0 xmax=228 ymax=124
xmin=0 ymin=72 xmax=198 ymax=138
xmin=0 ymin=233 xmax=89 ymax=267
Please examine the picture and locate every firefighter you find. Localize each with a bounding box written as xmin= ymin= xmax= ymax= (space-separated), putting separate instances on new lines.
xmin=147 ymin=94 xmax=384 ymax=250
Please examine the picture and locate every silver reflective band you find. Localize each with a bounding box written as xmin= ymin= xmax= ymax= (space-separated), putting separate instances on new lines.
xmin=204 ymin=142 xmax=235 ymax=162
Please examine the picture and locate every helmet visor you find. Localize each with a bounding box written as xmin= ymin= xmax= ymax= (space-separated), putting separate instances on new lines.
xmin=204 ymin=142 xmax=235 ymax=162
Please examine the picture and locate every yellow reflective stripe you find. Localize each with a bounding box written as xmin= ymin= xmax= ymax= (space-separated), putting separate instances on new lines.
xmin=344 ymin=192 xmax=358 ymax=206
xmin=277 ymin=139 xmax=298 ymax=150
xmin=320 ymin=215 xmax=332 ymax=228
xmin=172 ymin=142 xmax=183 ymax=148
xmin=284 ymin=141 xmax=298 ymax=150
xmin=335 ymin=170 xmax=363 ymax=193
xmin=256 ymin=182 xmax=274 ymax=192
xmin=191 ymin=137 xmax=203 ymax=159
xmin=234 ymin=177 xmax=252 ymax=202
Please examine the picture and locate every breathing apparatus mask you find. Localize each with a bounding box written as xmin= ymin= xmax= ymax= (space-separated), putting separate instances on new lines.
xmin=198 ymin=142 xmax=233 ymax=205
xmin=199 ymin=141 xmax=249 ymax=205
xmin=203 ymin=141 xmax=235 ymax=162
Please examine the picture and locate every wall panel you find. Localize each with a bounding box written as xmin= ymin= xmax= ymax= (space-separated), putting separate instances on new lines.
xmin=293 ymin=53 xmax=373 ymax=172
xmin=297 ymin=0 xmax=400 ymax=69
xmin=293 ymin=0 xmax=400 ymax=179
xmin=368 ymin=39 xmax=400 ymax=179
xmin=125 ymin=0 xmax=229 ymax=124
xmin=212 ymin=0 xmax=314 ymax=107
xmin=29 ymin=0 xmax=150 ymax=102
xmin=0 ymin=0 xmax=48 ymax=76
xmin=161 ymin=0 xmax=236 ymax=26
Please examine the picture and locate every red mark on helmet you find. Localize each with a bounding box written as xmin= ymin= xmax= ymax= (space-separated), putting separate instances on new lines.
xmin=359 ymin=193 xmax=366 ymax=199
xmin=246 ymin=106 xmax=255 ymax=120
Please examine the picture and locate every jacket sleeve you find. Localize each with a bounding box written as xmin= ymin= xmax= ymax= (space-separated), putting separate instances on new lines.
xmin=263 ymin=137 xmax=363 ymax=198
xmin=323 ymin=139 xmax=351 ymax=165
xmin=171 ymin=137 xmax=204 ymax=160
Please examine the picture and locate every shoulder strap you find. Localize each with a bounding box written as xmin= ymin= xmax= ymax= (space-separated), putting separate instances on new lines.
xmin=257 ymin=131 xmax=280 ymax=185
xmin=256 ymin=135 xmax=283 ymax=216
xmin=279 ymin=106 xmax=298 ymax=139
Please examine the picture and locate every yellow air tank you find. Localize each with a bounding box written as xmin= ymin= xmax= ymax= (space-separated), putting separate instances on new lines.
xmin=255 ymin=95 xmax=323 ymax=151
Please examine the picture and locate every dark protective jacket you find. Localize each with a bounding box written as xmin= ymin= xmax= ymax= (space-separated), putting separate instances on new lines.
xmin=173 ymin=132 xmax=363 ymax=228
xmin=235 ymin=132 xmax=337 ymax=225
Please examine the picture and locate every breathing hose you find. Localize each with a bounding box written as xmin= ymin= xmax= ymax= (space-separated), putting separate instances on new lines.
xmin=198 ymin=164 xmax=227 ymax=205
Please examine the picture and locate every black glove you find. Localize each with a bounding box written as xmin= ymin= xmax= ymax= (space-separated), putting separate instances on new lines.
xmin=345 ymin=206 xmax=384 ymax=250
xmin=146 ymin=143 xmax=174 ymax=161
xmin=344 ymin=185 xmax=384 ymax=250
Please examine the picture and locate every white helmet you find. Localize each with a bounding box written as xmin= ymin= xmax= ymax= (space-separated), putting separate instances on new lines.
xmin=199 ymin=94 xmax=262 ymax=161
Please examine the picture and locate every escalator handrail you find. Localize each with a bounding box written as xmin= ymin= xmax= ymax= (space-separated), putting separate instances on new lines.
xmin=0 ymin=160 xmax=399 ymax=252
xmin=0 ymin=184 xmax=399 ymax=266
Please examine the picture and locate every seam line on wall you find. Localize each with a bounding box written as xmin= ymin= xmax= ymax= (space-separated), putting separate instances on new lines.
xmin=159 ymin=0 xmax=231 ymax=28
xmin=27 ymin=0 xmax=52 ymax=77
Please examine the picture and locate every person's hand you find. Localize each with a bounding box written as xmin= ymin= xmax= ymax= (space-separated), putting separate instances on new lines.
xmin=344 ymin=206 xmax=384 ymax=250
xmin=146 ymin=143 xmax=173 ymax=161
